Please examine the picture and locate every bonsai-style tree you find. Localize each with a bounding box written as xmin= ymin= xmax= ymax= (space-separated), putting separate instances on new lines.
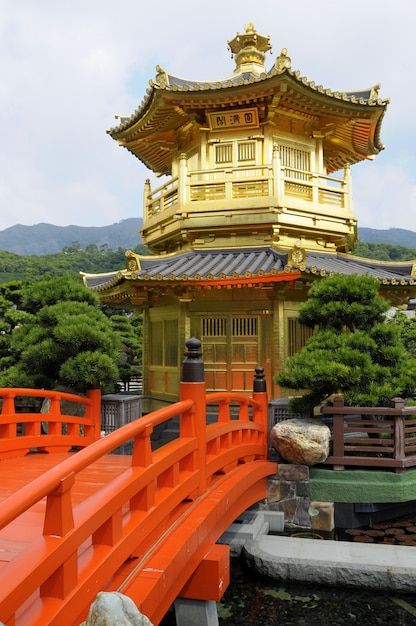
xmin=0 ymin=275 xmax=122 ymax=393
xmin=276 ymin=273 xmax=416 ymax=414
xmin=387 ymin=309 xmax=416 ymax=358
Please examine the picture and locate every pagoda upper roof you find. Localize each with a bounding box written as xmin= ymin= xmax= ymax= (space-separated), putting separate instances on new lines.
xmin=83 ymin=247 xmax=416 ymax=299
xmin=108 ymin=24 xmax=388 ymax=175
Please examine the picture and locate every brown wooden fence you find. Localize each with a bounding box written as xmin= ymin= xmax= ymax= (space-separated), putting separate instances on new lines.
xmin=320 ymin=396 xmax=416 ymax=472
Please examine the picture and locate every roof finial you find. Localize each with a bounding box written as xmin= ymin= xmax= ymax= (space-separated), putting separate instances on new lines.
xmin=227 ymin=23 xmax=272 ymax=76
xmin=275 ymin=48 xmax=292 ymax=73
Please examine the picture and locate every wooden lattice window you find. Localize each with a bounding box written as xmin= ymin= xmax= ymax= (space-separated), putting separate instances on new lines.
xmin=215 ymin=144 xmax=233 ymax=164
xmin=279 ymin=145 xmax=310 ymax=180
xmin=202 ymin=317 xmax=227 ymax=337
xmin=232 ymin=317 xmax=258 ymax=336
xmin=237 ymin=141 xmax=255 ymax=162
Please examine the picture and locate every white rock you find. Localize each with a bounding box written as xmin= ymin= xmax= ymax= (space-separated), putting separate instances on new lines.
xmin=80 ymin=592 xmax=153 ymax=626
xmin=271 ymin=418 xmax=330 ymax=465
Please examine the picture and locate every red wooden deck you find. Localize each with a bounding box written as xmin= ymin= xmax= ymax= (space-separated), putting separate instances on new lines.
xmin=0 ymin=451 xmax=131 ymax=573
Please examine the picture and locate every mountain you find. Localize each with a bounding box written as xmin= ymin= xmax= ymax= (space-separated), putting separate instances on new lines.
xmin=0 ymin=220 xmax=414 ymax=256
xmin=358 ymin=228 xmax=416 ymax=249
xmin=0 ymin=218 xmax=142 ymax=255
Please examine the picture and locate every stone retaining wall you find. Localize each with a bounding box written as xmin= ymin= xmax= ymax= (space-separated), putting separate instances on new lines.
xmin=265 ymin=463 xmax=334 ymax=534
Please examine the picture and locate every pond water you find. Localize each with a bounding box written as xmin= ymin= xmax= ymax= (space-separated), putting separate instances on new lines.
xmin=161 ymin=559 xmax=416 ymax=625
xmin=160 ymin=514 xmax=416 ymax=625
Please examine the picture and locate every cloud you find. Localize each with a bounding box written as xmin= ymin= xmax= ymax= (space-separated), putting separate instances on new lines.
xmin=354 ymin=163 xmax=416 ymax=230
xmin=0 ymin=0 xmax=415 ymax=233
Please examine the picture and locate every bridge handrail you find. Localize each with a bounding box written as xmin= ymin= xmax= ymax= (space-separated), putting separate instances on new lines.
xmin=0 ymin=387 xmax=101 ymax=456
xmin=206 ymin=391 xmax=263 ymax=415
xmin=0 ymin=383 xmax=270 ymax=624
xmin=0 ymin=399 xmax=194 ymax=532
xmin=0 ymin=392 xmax=266 ymax=532
xmin=0 ymin=342 xmax=272 ymax=625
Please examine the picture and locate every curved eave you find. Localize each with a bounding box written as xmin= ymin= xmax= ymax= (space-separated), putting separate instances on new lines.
xmin=81 ymin=271 xmax=126 ymax=292
xmin=107 ymin=66 xmax=388 ymax=175
xmin=85 ymin=272 xmax=302 ymax=307
xmin=302 ymin=252 xmax=416 ymax=286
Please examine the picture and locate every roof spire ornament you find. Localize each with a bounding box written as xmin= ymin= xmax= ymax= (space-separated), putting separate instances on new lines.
xmin=228 ymin=23 xmax=272 ymax=76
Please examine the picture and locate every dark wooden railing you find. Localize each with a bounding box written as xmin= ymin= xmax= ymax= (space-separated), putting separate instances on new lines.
xmin=320 ymin=396 xmax=416 ymax=472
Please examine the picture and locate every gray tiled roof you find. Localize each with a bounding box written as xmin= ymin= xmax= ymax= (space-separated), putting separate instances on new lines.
xmin=84 ymin=248 xmax=289 ymax=291
xmin=305 ymin=252 xmax=416 ymax=283
xmin=83 ymin=248 xmax=416 ymax=292
xmin=138 ymin=248 xmax=287 ymax=278
xmin=160 ymin=70 xmax=381 ymax=104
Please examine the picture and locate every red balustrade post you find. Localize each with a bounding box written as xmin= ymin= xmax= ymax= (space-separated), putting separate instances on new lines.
xmin=43 ymin=473 xmax=75 ymax=537
xmin=1 ymin=390 xmax=16 ymax=415
xmin=180 ymin=338 xmax=207 ymax=494
xmin=252 ymin=366 xmax=268 ymax=458
xmin=0 ymin=390 xmax=16 ymax=439
xmin=86 ymin=388 xmax=101 ymax=441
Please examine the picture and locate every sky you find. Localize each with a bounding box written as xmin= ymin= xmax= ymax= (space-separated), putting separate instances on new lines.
xmin=1 ymin=0 xmax=415 ymax=234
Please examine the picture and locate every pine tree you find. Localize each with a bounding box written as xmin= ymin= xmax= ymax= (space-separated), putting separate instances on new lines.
xmin=0 ymin=275 xmax=122 ymax=393
xmin=276 ymin=274 xmax=416 ymax=413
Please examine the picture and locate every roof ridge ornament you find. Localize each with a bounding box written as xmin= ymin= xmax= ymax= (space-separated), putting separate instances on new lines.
xmin=274 ymin=48 xmax=292 ymax=73
xmin=288 ymin=241 xmax=306 ymax=269
xmin=153 ymin=65 xmax=169 ymax=89
xmin=370 ymin=83 xmax=381 ymax=101
xmin=227 ymin=22 xmax=272 ymax=76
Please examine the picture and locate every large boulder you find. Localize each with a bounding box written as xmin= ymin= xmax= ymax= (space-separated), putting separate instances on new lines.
xmin=80 ymin=592 xmax=153 ymax=626
xmin=271 ymin=418 xmax=330 ymax=465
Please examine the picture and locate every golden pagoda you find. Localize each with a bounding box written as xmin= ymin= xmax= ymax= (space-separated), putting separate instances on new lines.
xmin=84 ymin=23 xmax=416 ymax=401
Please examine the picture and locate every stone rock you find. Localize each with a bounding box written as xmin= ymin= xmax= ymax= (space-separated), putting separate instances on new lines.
xmin=270 ymin=418 xmax=330 ymax=465
xmin=80 ymin=592 xmax=154 ymax=626
xmin=309 ymin=500 xmax=334 ymax=532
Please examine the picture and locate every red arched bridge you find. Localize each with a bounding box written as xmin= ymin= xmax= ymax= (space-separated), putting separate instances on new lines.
xmin=0 ymin=339 xmax=276 ymax=625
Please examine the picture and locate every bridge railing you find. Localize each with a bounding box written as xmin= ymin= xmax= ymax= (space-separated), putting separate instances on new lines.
xmin=0 ymin=387 xmax=101 ymax=458
xmin=0 ymin=339 xmax=270 ymax=626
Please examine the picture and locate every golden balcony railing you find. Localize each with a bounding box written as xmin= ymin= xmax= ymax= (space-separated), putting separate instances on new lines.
xmin=144 ymin=159 xmax=351 ymax=222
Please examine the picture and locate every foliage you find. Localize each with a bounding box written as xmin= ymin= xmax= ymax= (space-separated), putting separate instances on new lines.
xmin=275 ymin=274 xmax=416 ymax=414
xmin=0 ymin=242 xmax=146 ymax=392
xmin=296 ymin=273 xmax=388 ymax=332
xmin=102 ymin=307 xmax=143 ymax=386
xmin=353 ymin=240 xmax=416 ymax=262
xmin=0 ymin=275 xmax=135 ymax=393
xmin=387 ymin=310 xmax=416 ymax=359
xmin=0 ymin=243 xmax=149 ymax=283
xmin=20 ymin=273 xmax=99 ymax=313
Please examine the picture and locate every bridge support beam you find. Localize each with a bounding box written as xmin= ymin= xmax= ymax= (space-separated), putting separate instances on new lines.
xmin=174 ymin=545 xmax=228 ymax=626
xmin=179 ymin=544 xmax=229 ymax=601
xmin=174 ymin=599 xmax=219 ymax=626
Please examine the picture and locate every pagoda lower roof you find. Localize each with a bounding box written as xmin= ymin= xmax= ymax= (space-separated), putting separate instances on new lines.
xmin=305 ymin=252 xmax=416 ymax=284
xmin=84 ymin=247 xmax=290 ymax=291
xmin=83 ymin=248 xmax=416 ymax=293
